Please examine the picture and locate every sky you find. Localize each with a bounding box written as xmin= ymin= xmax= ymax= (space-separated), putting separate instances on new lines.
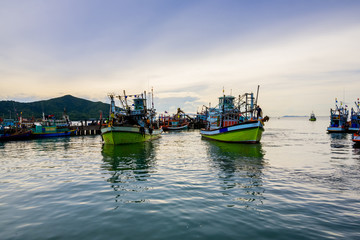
xmin=1 ymin=0 xmax=360 ymax=117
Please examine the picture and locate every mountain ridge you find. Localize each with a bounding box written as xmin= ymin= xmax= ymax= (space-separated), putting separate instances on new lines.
xmin=0 ymin=95 xmax=110 ymax=121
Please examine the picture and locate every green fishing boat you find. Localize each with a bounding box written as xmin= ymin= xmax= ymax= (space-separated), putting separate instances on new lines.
xmin=200 ymin=86 xmax=267 ymax=143
xmin=309 ymin=112 xmax=316 ymax=121
xmin=101 ymin=90 xmax=162 ymax=145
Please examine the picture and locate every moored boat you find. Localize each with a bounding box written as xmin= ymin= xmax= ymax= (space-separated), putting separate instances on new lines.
xmin=101 ymin=90 xmax=162 ymax=145
xmin=349 ymin=99 xmax=360 ymax=133
xmin=353 ymin=132 xmax=360 ymax=144
xmin=31 ymin=112 xmax=76 ymax=138
xmin=200 ymin=86 xmax=267 ymax=143
xmin=1 ymin=118 xmax=32 ymax=141
xmin=201 ymin=120 xmax=264 ymax=143
xmin=327 ymin=98 xmax=349 ymax=133
xmin=0 ymin=128 xmax=32 ymax=142
xmin=160 ymin=108 xmax=190 ymax=131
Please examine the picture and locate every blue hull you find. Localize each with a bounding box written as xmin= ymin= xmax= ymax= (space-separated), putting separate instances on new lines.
xmin=348 ymin=127 xmax=360 ymax=133
xmin=32 ymin=130 xmax=76 ymax=138
xmin=0 ymin=131 xmax=32 ymax=142
xmin=327 ymin=127 xmax=346 ymax=133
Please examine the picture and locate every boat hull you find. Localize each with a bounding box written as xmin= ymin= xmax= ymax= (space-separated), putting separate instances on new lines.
xmin=0 ymin=130 xmax=32 ymax=142
xmin=162 ymin=124 xmax=188 ymax=131
xmin=31 ymin=129 xmax=76 ymax=138
xmin=353 ymin=133 xmax=360 ymax=143
xmin=101 ymin=126 xmax=162 ymax=145
xmin=327 ymin=127 xmax=346 ymax=133
xmin=348 ymin=127 xmax=360 ymax=133
xmin=200 ymin=121 xmax=264 ymax=143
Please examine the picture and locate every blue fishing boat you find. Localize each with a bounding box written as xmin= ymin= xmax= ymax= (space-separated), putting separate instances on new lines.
xmin=327 ymin=98 xmax=349 ymax=133
xmin=349 ymin=99 xmax=360 ymax=133
xmin=0 ymin=120 xmax=32 ymax=141
xmin=31 ymin=112 xmax=76 ymax=138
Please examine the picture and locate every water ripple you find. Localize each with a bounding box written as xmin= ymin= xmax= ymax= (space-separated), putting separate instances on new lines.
xmin=1 ymin=119 xmax=360 ymax=239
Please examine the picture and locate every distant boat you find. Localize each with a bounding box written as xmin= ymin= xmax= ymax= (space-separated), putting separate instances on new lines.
xmin=160 ymin=108 xmax=190 ymax=131
xmin=161 ymin=122 xmax=189 ymax=131
xmin=327 ymin=98 xmax=349 ymax=133
xmin=101 ymin=90 xmax=162 ymax=145
xmin=348 ymin=99 xmax=360 ymax=133
xmin=200 ymin=86 xmax=268 ymax=143
xmin=31 ymin=112 xmax=76 ymax=138
xmin=309 ymin=112 xmax=316 ymax=121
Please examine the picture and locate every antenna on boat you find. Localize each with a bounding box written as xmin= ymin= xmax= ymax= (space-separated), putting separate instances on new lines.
xmin=144 ymin=91 xmax=147 ymax=113
xmin=254 ymin=85 xmax=260 ymax=107
xmin=151 ymin=87 xmax=154 ymax=109
xmin=116 ymin=94 xmax=125 ymax=109
xmin=123 ymin=90 xmax=129 ymax=110
xmin=221 ymin=87 xmax=225 ymax=127
xmin=108 ymin=93 xmax=116 ymax=117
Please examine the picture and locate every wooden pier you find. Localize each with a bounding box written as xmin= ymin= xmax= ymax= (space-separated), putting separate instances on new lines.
xmin=71 ymin=125 xmax=102 ymax=135
xmin=70 ymin=119 xmax=205 ymax=136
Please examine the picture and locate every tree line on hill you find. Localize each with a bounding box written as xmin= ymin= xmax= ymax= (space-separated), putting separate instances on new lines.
xmin=0 ymin=95 xmax=110 ymax=121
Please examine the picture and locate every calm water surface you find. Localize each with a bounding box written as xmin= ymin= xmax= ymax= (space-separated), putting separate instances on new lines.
xmin=1 ymin=117 xmax=359 ymax=239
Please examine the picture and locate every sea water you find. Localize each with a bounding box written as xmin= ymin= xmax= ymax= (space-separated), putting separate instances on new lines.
xmin=0 ymin=117 xmax=359 ymax=239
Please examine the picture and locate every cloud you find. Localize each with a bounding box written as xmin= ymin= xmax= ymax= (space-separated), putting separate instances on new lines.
xmin=1 ymin=1 xmax=360 ymax=116
xmin=154 ymin=96 xmax=202 ymax=114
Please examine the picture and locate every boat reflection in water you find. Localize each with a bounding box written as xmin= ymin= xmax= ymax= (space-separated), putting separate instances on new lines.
xmin=101 ymin=142 xmax=156 ymax=205
xmin=205 ymin=140 xmax=266 ymax=209
xmin=329 ymin=133 xmax=349 ymax=150
xmin=207 ymin=140 xmax=265 ymax=160
xmin=329 ymin=132 xmax=348 ymax=140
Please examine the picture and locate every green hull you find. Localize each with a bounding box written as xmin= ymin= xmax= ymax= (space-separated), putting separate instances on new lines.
xmin=101 ymin=126 xmax=161 ymax=145
xmin=201 ymin=125 xmax=263 ymax=143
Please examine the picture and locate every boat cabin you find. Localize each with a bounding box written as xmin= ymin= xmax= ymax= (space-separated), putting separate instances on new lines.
xmin=349 ymin=100 xmax=360 ymax=131
xmin=329 ymin=108 xmax=348 ymax=128
xmin=219 ymin=96 xmax=235 ymax=111
xmin=133 ymin=98 xmax=146 ymax=109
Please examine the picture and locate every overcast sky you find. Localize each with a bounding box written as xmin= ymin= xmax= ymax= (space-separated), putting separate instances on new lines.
xmin=1 ymin=0 xmax=360 ymax=116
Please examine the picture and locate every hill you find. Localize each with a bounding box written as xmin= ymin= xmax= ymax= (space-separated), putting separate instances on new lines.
xmin=0 ymin=95 xmax=110 ymax=121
